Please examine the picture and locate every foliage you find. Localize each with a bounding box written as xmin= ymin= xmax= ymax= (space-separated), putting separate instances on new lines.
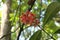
xmin=29 ymin=30 xmax=42 ymax=40
xmin=43 ymin=2 xmax=60 ymax=26
xmin=0 ymin=0 xmax=60 ymax=40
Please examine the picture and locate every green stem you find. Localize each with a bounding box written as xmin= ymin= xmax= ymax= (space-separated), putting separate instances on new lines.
xmin=38 ymin=25 xmax=56 ymax=40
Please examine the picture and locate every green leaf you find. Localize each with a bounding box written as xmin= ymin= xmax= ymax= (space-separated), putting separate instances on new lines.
xmin=57 ymin=0 xmax=60 ymax=2
xmin=43 ymin=2 xmax=60 ymax=26
xmin=54 ymin=29 xmax=60 ymax=34
xmin=11 ymin=0 xmax=18 ymax=10
xmin=29 ymin=30 xmax=42 ymax=40
xmin=2 ymin=0 xmax=6 ymax=3
xmin=45 ymin=20 xmax=58 ymax=34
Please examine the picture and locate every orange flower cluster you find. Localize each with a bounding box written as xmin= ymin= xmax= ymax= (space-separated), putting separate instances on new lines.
xmin=20 ymin=11 xmax=40 ymax=26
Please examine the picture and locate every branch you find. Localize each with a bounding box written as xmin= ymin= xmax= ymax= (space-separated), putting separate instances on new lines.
xmin=17 ymin=24 xmax=24 ymax=40
xmin=38 ymin=25 xmax=56 ymax=40
xmin=17 ymin=0 xmax=22 ymax=40
xmin=17 ymin=0 xmax=36 ymax=40
xmin=0 ymin=25 xmax=32 ymax=39
xmin=0 ymin=26 xmax=20 ymax=39
xmin=28 ymin=0 xmax=36 ymax=11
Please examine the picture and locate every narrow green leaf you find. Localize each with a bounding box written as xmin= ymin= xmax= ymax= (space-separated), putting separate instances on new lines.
xmin=43 ymin=2 xmax=60 ymax=26
xmin=45 ymin=20 xmax=58 ymax=34
xmin=29 ymin=30 xmax=42 ymax=40
xmin=54 ymin=29 xmax=60 ymax=34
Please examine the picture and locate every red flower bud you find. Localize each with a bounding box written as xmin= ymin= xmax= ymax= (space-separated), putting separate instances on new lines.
xmin=20 ymin=11 xmax=40 ymax=27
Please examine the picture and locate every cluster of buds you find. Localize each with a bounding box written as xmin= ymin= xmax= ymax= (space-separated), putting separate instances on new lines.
xmin=20 ymin=11 xmax=40 ymax=26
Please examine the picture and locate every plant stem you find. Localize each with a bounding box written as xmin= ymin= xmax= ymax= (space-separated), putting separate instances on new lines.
xmin=0 ymin=26 xmax=20 ymax=39
xmin=17 ymin=24 xmax=24 ymax=40
xmin=28 ymin=0 xmax=36 ymax=11
xmin=38 ymin=25 xmax=56 ymax=40
xmin=17 ymin=0 xmax=36 ymax=40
